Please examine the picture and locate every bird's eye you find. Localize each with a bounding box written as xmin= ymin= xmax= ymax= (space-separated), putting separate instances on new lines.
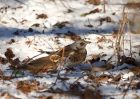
xmin=80 ymin=42 xmax=85 ymax=46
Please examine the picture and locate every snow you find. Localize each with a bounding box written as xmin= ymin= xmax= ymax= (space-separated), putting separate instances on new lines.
xmin=0 ymin=0 xmax=140 ymax=99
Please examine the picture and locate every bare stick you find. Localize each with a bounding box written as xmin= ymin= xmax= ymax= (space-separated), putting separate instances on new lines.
xmin=122 ymin=77 xmax=134 ymax=99
xmin=103 ymin=0 xmax=106 ymax=13
xmin=59 ymin=0 xmax=69 ymax=9
xmin=115 ymin=6 xmax=127 ymax=65
xmin=129 ymin=34 xmax=132 ymax=57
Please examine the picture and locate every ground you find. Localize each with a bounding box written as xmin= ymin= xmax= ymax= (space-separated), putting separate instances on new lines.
xmin=0 ymin=0 xmax=140 ymax=99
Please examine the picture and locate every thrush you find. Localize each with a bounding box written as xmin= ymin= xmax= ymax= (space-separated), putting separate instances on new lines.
xmin=22 ymin=54 xmax=61 ymax=74
xmin=22 ymin=39 xmax=90 ymax=74
xmin=45 ymin=39 xmax=90 ymax=67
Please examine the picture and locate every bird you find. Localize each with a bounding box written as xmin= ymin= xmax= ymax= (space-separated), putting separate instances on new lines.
xmin=21 ymin=54 xmax=61 ymax=74
xmin=20 ymin=39 xmax=91 ymax=74
xmin=42 ymin=39 xmax=91 ymax=68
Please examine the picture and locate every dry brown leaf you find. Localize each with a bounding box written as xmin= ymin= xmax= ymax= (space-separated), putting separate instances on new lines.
xmin=4 ymin=48 xmax=21 ymax=69
xmin=99 ymin=16 xmax=112 ymax=25
xmin=89 ymin=54 xmax=100 ymax=64
xmin=64 ymin=31 xmax=81 ymax=41
xmin=36 ymin=13 xmax=48 ymax=19
xmin=17 ymin=80 xmax=40 ymax=94
xmin=120 ymin=56 xmax=137 ymax=65
xmin=98 ymin=45 xmax=103 ymax=49
xmin=87 ymin=75 xmax=95 ymax=81
xmin=131 ymin=82 xmax=140 ymax=89
xmin=10 ymin=17 xmax=18 ymax=23
xmin=96 ymin=36 xmax=106 ymax=43
xmin=20 ymin=19 xmax=27 ymax=25
xmin=112 ymin=29 xmax=119 ymax=38
xmin=81 ymin=8 xmax=101 ymax=16
xmin=0 ymin=92 xmax=16 ymax=99
xmin=4 ymin=48 xmax=15 ymax=61
xmin=126 ymin=2 xmax=140 ymax=9
xmin=38 ymin=95 xmax=53 ymax=99
xmin=83 ymin=87 xmax=102 ymax=99
xmin=95 ymin=74 xmax=111 ymax=82
xmin=1 ymin=21 xmax=8 ymax=24
xmin=0 ymin=56 xmax=8 ymax=64
xmin=53 ymin=21 xmax=70 ymax=28
xmin=1 ymin=76 xmax=14 ymax=80
xmin=113 ymin=74 xmax=121 ymax=82
xmin=31 ymin=23 xmax=40 ymax=27
xmin=25 ymin=39 xmax=33 ymax=46
xmin=129 ymin=67 xmax=140 ymax=75
xmin=87 ymin=0 xmax=101 ymax=5
xmin=7 ymin=39 xmax=15 ymax=44
xmin=11 ymin=6 xmax=23 ymax=10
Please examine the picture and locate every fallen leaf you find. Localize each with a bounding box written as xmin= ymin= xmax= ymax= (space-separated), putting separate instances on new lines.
xmin=36 ymin=13 xmax=48 ymax=19
xmin=81 ymin=8 xmax=101 ymax=16
xmin=7 ymin=39 xmax=15 ymax=44
xmin=31 ymin=23 xmax=40 ymax=27
xmin=89 ymin=54 xmax=100 ymax=64
xmin=4 ymin=48 xmax=15 ymax=61
xmin=126 ymin=2 xmax=140 ymax=9
xmin=95 ymin=74 xmax=111 ymax=82
xmin=129 ymin=67 xmax=140 ymax=75
xmin=0 ymin=56 xmax=8 ymax=64
xmin=38 ymin=95 xmax=53 ymax=99
xmin=83 ymin=86 xmax=102 ymax=99
xmin=0 ymin=92 xmax=18 ymax=99
xmin=99 ymin=16 xmax=112 ymax=25
xmin=53 ymin=21 xmax=70 ymax=28
xmin=17 ymin=80 xmax=40 ymax=94
xmin=64 ymin=31 xmax=81 ymax=41
xmin=113 ymin=74 xmax=121 ymax=82
xmin=96 ymin=36 xmax=106 ymax=43
xmin=87 ymin=0 xmax=101 ymax=5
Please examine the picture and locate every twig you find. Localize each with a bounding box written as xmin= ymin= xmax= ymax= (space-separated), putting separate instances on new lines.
xmin=59 ymin=0 xmax=69 ymax=9
xmin=122 ymin=77 xmax=134 ymax=99
xmin=87 ymin=18 xmax=93 ymax=27
xmin=103 ymin=0 xmax=106 ymax=13
xmin=14 ymin=0 xmax=26 ymax=5
xmin=129 ymin=34 xmax=132 ymax=57
xmin=73 ymin=72 xmax=87 ymax=85
xmin=39 ymin=88 xmax=82 ymax=96
xmin=50 ymin=47 xmax=65 ymax=87
xmin=115 ymin=6 xmax=127 ymax=65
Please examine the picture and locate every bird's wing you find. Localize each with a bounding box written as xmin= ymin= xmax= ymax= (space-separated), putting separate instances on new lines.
xmin=28 ymin=56 xmax=50 ymax=67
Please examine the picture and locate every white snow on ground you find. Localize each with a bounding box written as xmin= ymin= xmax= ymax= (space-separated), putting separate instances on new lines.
xmin=0 ymin=0 xmax=140 ymax=99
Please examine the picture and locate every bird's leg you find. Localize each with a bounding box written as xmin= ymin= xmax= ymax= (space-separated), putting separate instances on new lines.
xmin=11 ymin=70 xmax=16 ymax=78
xmin=50 ymin=67 xmax=63 ymax=87
xmin=11 ymin=69 xmax=23 ymax=78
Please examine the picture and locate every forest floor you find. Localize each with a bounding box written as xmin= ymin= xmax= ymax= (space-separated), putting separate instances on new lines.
xmin=0 ymin=0 xmax=140 ymax=99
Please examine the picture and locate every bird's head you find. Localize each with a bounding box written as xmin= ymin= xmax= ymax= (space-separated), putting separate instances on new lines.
xmin=73 ymin=39 xmax=91 ymax=50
